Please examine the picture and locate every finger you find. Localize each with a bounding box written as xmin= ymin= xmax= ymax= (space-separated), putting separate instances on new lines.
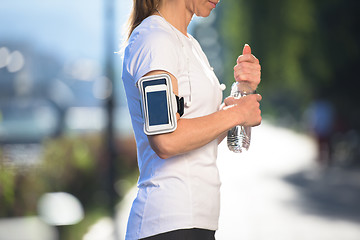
xmin=244 ymin=94 xmax=261 ymax=102
xmin=224 ymin=96 xmax=236 ymax=106
xmin=234 ymin=71 xmax=261 ymax=83
xmin=237 ymin=54 xmax=259 ymax=64
xmin=234 ymin=62 xmax=261 ymax=73
xmin=255 ymin=94 xmax=262 ymax=102
xmin=242 ymin=94 xmax=261 ymax=103
xmin=242 ymin=44 xmax=251 ymax=55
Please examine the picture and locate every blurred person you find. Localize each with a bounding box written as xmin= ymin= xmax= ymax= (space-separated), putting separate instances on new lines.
xmin=121 ymin=0 xmax=262 ymax=239
xmin=306 ymin=99 xmax=335 ymax=166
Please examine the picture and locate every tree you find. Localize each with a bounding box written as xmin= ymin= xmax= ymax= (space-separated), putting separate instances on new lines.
xmin=218 ymin=0 xmax=360 ymax=130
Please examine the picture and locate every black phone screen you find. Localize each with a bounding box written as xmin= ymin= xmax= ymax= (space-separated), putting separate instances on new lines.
xmin=147 ymin=90 xmax=169 ymax=125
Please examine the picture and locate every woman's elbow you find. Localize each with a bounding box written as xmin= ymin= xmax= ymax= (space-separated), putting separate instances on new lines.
xmin=156 ymin=151 xmax=172 ymax=159
xmin=148 ymin=136 xmax=176 ymax=159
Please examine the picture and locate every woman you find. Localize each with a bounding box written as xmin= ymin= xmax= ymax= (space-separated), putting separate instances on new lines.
xmin=122 ymin=0 xmax=262 ymax=239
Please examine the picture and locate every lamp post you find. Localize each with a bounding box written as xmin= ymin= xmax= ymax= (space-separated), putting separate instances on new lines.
xmin=103 ymin=0 xmax=117 ymax=216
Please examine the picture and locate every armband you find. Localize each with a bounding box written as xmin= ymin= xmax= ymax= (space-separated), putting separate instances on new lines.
xmin=138 ymin=73 xmax=183 ymax=135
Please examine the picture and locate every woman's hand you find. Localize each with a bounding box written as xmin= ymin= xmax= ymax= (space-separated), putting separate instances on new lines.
xmin=224 ymin=94 xmax=262 ymax=127
xmin=234 ymin=44 xmax=261 ymax=91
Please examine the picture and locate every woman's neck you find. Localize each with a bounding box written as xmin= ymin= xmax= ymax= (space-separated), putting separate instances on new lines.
xmin=156 ymin=1 xmax=193 ymax=37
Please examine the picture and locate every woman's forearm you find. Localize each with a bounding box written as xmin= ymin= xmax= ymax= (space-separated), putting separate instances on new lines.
xmin=148 ymin=105 xmax=240 ymax=159
xmin=217 ymin=132 xmax=227 ymax=145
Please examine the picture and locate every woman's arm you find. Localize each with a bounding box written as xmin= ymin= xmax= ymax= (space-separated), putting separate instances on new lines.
xmin=145 ymin=70 xmax=262 ymax=159
xmin=146 ymin=44 xmax=262 ymax=159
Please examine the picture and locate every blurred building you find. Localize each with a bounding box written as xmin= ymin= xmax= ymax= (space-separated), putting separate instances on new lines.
xmin=0 ymin=0 xmax=134 ymax=160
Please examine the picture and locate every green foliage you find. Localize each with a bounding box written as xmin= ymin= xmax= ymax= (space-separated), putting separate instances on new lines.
xmin=40 ymin=136 xmax=99 ymax=193
xmin=0 ymin=134 xmax=138 ymax=239
xmin=0 ymin=163 xmax=16 ymax=207
xmin=0 ymin=136 xmax=98 ymax=217
xmin=218 ymin=0 xmax=250 ymax=97
xmin=218 ymin=0 xmax=360 ymax=128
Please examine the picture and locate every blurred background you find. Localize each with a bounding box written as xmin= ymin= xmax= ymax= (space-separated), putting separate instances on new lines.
xmin=0 ymin=0 xmax=359 ymax=240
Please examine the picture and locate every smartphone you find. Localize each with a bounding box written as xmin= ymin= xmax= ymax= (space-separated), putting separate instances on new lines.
xmin=138 ymin=74 xmax=177 ymax=135
xmin=144 ymin=84 xmax=172 ymax=132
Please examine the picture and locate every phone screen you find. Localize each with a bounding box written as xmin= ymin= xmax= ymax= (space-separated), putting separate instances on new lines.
xmin=147 ymin=90 xmax=169 ymax=125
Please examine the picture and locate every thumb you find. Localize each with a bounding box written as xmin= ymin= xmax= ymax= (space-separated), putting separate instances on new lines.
xmin=242 ymin=43 xmax=251 ymax=55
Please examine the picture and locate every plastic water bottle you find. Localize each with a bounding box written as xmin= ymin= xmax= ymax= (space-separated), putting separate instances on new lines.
xmin=227 ymin=82 xmax=255 ymax=153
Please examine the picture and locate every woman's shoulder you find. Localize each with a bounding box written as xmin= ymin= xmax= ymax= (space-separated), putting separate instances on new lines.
xmin=130 ymin=16 xmax=176 ymax=45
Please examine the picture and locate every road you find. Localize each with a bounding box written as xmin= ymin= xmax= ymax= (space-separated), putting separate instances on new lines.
xmin=216 ymin=122 xmax=360 ymax=240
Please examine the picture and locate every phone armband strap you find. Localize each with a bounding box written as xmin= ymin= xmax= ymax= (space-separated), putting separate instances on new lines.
xmin=175 ymin=95 xmax=184 ymax=117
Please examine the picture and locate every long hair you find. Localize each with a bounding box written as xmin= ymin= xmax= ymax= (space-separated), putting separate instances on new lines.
xmin=126 ymin=0 xmax=161 ymax=40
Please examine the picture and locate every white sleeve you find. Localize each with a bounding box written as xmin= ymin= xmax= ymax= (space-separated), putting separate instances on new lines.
xmin=126 ymin=30 xmax=180 ymax=84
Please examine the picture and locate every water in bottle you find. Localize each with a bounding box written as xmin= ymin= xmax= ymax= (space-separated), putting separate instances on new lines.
xmin=227 ymin=82 xmax=254 ymax=153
